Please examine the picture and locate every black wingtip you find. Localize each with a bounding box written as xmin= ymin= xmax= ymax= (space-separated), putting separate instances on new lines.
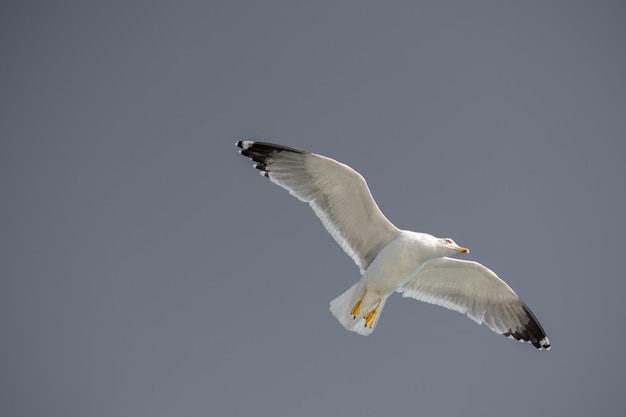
xmin=235 ymin=140 xmax=308 ymax=154
xmin=236 ymin=140 xmax=310 ymax=174
xmin=236 ymin=140 xmax=255 ymax=149
xmin=504 ymin=303 xmax=551 ymax=350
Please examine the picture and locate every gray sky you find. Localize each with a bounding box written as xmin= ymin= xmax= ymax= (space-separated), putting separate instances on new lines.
xmin=2 ymin=1 xmax=626 ymax=416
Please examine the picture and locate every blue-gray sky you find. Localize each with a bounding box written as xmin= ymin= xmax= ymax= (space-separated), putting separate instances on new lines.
xmin=2 ymin=1 xmax=626 ymax=416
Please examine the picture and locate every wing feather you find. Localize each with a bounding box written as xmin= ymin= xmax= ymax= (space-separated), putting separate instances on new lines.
xmin=399 ymin=257 xmax=550 ymax=349
xmin=237 ymin=141 xmax=400 ymax=272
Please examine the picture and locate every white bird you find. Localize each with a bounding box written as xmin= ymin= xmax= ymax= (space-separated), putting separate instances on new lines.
xmin=236 ymin=141 xmax=550 ymax=350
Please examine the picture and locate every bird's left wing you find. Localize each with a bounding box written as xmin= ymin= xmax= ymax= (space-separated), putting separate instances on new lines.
xmin=398 ymin=257 xmax=550 ymax=349
xmin=237 ymin=141 xmax=400 ymax=273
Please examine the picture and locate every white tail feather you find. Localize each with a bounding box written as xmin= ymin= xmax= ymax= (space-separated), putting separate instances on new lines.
xmin=329 ymin=282 xmax=387 ymax=336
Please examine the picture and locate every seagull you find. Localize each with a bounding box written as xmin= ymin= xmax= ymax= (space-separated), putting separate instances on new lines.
xmin=236 ymin=141 xmax=550 ymax=350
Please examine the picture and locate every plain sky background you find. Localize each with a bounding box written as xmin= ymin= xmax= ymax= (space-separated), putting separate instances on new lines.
xmin=2 ymin=1 xmax=626 ymax=416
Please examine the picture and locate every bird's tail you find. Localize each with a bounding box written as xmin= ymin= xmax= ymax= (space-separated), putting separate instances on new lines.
xmin=330 ymin=282 xmax=387 ymax=336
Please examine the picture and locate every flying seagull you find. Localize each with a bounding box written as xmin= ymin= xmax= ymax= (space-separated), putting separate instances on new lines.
xmin=236 ymin=141 xmax=550 ymax=350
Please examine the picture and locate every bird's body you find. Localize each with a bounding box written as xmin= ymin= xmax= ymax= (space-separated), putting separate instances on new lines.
xmin=330 ymin=231 xmax=442 ymax=335
xmin=236 ymin=140 xmax=551 ymax=350
xmin=363 ymin=231 xmax=433 ymax=294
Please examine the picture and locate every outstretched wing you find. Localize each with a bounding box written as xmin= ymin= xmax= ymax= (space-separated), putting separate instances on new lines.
xmin=237 ymin=141 xmax=400 ymax=273
xmin=398 ymin=257 xmax=550 ymax=349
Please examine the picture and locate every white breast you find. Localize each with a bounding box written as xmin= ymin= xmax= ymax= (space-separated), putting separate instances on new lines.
xmin=362 ymin=231 xmax=435 ymax=294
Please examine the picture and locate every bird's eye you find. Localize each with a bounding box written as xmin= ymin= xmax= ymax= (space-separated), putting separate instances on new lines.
xmin=444 ymin=239 xmax=452 ymax=244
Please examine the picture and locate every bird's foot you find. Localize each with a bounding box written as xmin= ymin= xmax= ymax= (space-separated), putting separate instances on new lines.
xmin=364 ymin=299 xmax=382 ymax=328
xmin=350 ymin=289 xmax=367 ymax=318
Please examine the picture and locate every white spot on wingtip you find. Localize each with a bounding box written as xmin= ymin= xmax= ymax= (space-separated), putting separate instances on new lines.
xmin=240 ymin=140 xmax=255 ymax=149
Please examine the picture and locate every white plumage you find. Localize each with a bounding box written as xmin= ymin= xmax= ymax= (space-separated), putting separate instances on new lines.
xmin=237 ymin=141 xmax=550 ymax=350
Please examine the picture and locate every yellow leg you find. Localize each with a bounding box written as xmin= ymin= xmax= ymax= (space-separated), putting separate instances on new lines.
xmin=350 ymin=289 xmax=367 ymax=319
xmin=364 ymin=298 xmax=382 ymax=328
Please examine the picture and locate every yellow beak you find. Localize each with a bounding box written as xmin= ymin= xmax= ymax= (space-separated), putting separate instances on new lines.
xmin=454 ymin=246 xmax=470 ymax=254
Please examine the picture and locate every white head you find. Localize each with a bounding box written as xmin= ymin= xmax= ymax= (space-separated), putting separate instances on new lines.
xmin=436 ymin=237 xmax=469 ymax=256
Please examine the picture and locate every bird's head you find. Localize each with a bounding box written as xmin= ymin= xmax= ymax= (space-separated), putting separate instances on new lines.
xmin=437 ymin=237 xmax=469 ymax=256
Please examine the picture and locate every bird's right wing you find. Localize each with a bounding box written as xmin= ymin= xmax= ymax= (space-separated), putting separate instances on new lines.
xmin=398 ymin=257 xmax=550 ymax=349
xmin=237 ymin=141 xmax=400 ymax=273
